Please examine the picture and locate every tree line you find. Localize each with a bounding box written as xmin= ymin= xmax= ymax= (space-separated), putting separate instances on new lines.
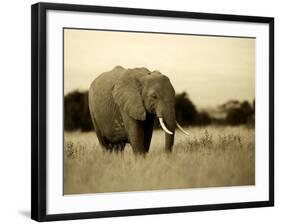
xmin=64 ymin=90 xmax=255 ymax=131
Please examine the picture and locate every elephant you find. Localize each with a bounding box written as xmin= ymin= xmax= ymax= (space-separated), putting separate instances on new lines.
xmin=88 ymin=66 xmax=189 ymax=154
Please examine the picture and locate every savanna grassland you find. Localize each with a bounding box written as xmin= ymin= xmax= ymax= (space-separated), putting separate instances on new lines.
xmin=64 ymin=126 xmax=255 ymax=194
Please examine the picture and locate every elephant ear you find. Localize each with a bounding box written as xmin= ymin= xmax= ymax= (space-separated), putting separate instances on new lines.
xmin=112 ymin=73 xmax=146 ymax=121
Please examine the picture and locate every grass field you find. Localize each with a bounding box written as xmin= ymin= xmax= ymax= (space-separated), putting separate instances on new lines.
xmin=64 ymin=126 xmax=255 ymax=194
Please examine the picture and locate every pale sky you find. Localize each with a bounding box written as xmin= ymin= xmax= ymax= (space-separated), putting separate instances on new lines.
xmin=64 ymin=29 xmax=255 ymax=107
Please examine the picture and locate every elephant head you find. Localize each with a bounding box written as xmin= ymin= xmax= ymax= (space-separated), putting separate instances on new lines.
xmin=112 ymin=67 xmax=188 ymax=152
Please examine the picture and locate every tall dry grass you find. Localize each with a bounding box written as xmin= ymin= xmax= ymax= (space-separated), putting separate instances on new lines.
xmin=64 ymin=126 xmax=255 ymax=194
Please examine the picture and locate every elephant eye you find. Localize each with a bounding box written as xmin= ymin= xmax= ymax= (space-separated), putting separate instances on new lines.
xmin=151 ymin=93 xmax=158 ymax=99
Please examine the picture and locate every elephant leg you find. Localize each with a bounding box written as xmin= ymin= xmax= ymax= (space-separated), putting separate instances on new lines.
xmin=143 ymin=113 xmax=155 ymax=152
xmin=89 ymin=110 xmax=108 ymax=150
xmin=112 ymin=142 xmax=125 ymax=152
xmin=121 ymin=111 xmax=145 ymax=154
xmin=93 ymin=122 xmax=108 ymax=150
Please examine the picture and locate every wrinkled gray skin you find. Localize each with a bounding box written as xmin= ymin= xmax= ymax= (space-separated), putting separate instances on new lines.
xmin=89 ymin=66 xmax=176 ymax=154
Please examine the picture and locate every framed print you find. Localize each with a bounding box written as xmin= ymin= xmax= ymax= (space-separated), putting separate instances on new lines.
xmin=31 ymin=2 xmax=274 ymax=222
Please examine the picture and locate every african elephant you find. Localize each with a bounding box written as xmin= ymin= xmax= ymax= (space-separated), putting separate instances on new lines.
xmin=88 ymin=66 xmax=188 ymax=154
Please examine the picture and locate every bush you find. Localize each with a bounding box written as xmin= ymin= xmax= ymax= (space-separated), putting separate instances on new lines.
xmin=226 ymin=101 xmax=254 ymax=125
xmin=64 ymin=91 xmax=93 ymax=131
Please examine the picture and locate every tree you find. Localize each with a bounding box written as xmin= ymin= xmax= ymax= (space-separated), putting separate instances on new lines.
xmin=64 ymin=91 xmax=93 ymax=131
xmin=175 ymin=92 xmax=198 ymax=126
xmin=196 ymin=111 xmax=211 ymax=126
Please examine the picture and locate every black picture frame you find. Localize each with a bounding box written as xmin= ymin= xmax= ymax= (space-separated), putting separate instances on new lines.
xmin=31 ymin=2 xmax=274 ymax=222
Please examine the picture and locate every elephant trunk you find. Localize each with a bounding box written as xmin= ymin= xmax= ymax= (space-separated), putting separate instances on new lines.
xmin=157 ymin=103 xmax=176 ymax=152
xmin=164 ymin=112 xmax=176 ymax=152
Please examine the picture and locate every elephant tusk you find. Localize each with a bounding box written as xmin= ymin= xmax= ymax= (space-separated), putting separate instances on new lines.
xmin=159 ymin=117 xmax=173 ymax=135
xmin=176 ymin=121 xmax=190 ymax=136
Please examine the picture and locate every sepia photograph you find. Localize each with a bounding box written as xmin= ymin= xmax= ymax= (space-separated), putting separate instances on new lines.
xmin=63 ymin=28 xmax=255 ymax=195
